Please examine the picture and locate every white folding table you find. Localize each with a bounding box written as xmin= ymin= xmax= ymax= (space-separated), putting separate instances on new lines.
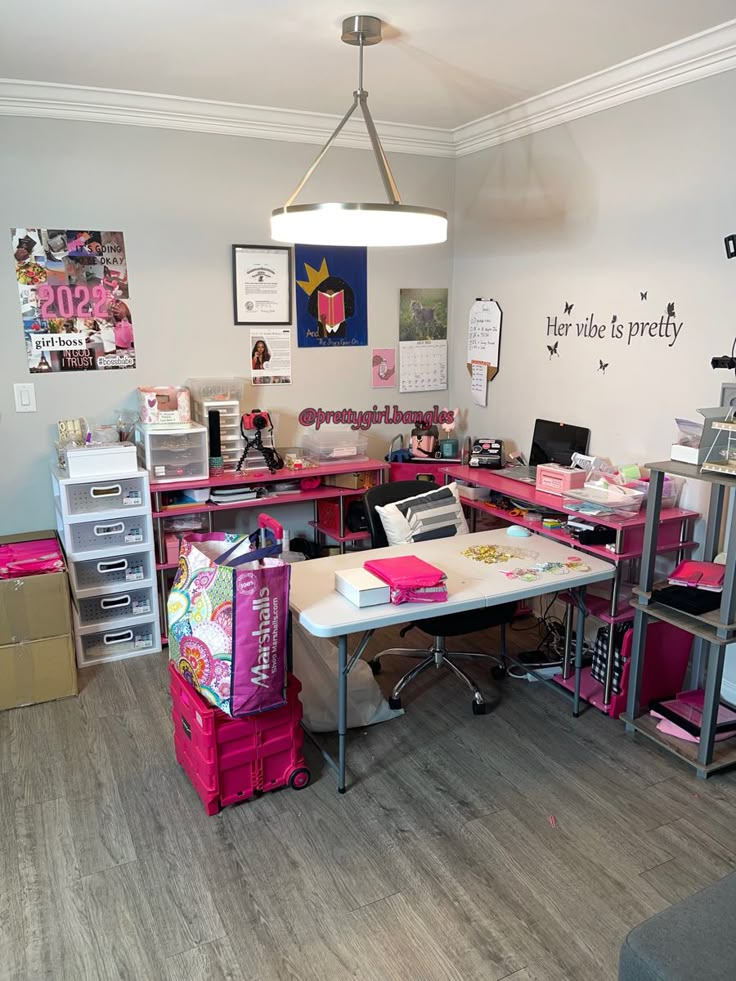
xmin=288 ymin=528 xmax=614 ymax=792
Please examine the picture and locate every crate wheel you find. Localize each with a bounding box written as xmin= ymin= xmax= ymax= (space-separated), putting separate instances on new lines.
xmin=289 ymin=767 xmax=311 ymax=790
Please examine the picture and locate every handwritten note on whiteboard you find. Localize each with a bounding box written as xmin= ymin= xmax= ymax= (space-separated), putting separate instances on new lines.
xmin=471 ymin=362 xmax=488 ymax=406
xmin=468 ymin=300 xmax=502 ymax=372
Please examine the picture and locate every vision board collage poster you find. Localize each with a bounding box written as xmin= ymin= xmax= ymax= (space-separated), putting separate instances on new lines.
xmin=11 ymin=228 xmax=135 ymax=372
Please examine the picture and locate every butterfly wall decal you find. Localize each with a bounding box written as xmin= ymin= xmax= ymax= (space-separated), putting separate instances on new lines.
xmin=564 ymin=302 xmax=573 ymax=314
xmin=547 ymin=341 xmax=559 ymax=359
xmin=640 ymin=291 xmax=647 ymax=300
xmin=667 ymin=301 xmax=676 ymax=317
xmin=597 ymin=360 xmax=609 ymax=374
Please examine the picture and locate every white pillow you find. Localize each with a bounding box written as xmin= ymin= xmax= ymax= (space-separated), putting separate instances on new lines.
xmin=376 ymin=482 xmax=469 ymax=546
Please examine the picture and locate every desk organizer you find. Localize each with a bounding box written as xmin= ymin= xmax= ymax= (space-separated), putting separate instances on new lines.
xmin=135 ymin=422 xmax=208 ymax=483
xmin=169 ymin=663 xmax=310 ymax=815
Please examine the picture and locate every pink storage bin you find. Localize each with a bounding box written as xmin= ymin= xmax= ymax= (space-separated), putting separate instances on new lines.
xmin=164 ymin=533 xmax=180 ymax=565
xmin=169 ymin=663 xmax=310 ymax=815
xmin=599 ymin=621 xmax=692 ymax=719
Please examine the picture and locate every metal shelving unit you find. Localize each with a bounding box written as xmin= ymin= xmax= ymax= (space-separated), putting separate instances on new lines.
xmin=623 ymin=460 xmax=736 ymax=777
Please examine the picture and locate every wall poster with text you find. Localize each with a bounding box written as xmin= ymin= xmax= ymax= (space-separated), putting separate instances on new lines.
xmin=295 ymin=244 xmax=367 ymax=348
xmin=11 ymin=228 xmax=135 ymax=373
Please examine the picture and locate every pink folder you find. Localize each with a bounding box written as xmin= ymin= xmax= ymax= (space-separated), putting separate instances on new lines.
xmin=668 ymin=560 xmax=725 ymax=591
xmin=363 ymin=555 xmax=448 ymax=605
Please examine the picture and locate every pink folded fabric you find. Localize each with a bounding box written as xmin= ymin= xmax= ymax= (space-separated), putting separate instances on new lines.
xmin=0 ymin=539 xmax=65 ymax=579
xmin=363 ymin=555 xmax=448 ymax=605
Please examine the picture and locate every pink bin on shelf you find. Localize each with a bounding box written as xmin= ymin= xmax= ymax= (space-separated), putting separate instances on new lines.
xmin=169 ymin=662 xmax=310 ymax=815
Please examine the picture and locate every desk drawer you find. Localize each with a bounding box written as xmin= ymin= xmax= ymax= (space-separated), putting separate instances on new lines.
xmin=75 ymin=585 xmax=156 ymax=627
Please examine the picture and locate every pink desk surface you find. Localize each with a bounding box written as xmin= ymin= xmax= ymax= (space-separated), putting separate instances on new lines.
xmin=444 ymin=465 xmax=698 ymax=564
xmin=150 ymin=459 xmax=388 ymax=494
xmin=444 ymin=466 xmax=697 ymax=530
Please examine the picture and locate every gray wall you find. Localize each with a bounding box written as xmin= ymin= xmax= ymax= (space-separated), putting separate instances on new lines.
xmin=0 ymin=117 xmax=454 ymax=533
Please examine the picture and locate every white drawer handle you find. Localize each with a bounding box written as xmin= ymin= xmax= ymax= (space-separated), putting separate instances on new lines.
xmin=103 ymin=630 xmax=133 ymax=645
xmin=97 ymin=559 xmax=128 ymax=574
xmin=94 ymin=522 xmax=125 ymax=537
xmin=90 ymin=484 xmax=122 ymax=499
xmin=100 ymin=595 xmax=131 ymax=610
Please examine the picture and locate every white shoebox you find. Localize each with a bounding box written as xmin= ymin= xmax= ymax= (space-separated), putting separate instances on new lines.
xmin=335 ymin=568 xmax=390 ymax=607
xmin=64 ymin=443 xmax=138 ymax=478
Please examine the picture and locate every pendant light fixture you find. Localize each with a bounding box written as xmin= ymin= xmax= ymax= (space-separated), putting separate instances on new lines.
xmin=271 ymin=15 xmax=448 ymax=248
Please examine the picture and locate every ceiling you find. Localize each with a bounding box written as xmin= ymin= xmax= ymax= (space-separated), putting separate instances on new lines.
xmin=1 ymin=1 xmax=734 ymax=130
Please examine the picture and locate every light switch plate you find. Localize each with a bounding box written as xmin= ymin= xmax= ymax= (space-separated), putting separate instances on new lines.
xmin=13 ymin=383 xmax=36 ymax=413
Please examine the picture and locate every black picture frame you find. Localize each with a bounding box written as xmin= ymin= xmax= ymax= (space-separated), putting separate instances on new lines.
xmin=232 ymin=244 xmax=292 ymax=326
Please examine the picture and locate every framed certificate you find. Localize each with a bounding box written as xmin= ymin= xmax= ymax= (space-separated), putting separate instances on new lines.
xmin=232 ymin=245 xmax=292 ymax=325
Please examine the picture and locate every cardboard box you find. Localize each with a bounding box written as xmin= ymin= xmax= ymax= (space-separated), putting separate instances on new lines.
xmin=0 ymin=531 xmax=72 ymax=645
xmin=335 ymin=568 xmax=390 ymax=607
xmin=323 ymin=472 xmax=377 ymax=490
xmin=0 ymin=634 xmax=77 ymax=711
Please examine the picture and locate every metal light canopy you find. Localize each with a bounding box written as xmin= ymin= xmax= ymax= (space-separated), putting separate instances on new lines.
xmin=270 ymin=15 xmax=448 ymax=247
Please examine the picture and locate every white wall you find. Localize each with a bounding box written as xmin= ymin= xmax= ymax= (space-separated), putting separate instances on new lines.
xmin=450 ymin=71 xmax=736 ymax=499
xmin=449 ymin=70 xmax=736 ymax=696
xmin=0 ymin=117 xmax=454 ymax=533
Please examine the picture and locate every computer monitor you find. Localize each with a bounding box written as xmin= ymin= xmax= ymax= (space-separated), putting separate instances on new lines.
xmin=529 ymin=419 xmax=590 ymax=467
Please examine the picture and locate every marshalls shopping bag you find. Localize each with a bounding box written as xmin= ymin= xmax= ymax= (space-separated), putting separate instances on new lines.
xmin=167 ymin=518 xmax=290 ymax=717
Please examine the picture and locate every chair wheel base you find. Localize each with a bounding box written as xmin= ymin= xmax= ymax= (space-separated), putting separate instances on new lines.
xmin=491 ymin=664 xmax=507 ymax=681
xmin=388 ymin=696 xmax=402 ymax=710
xmin=369 ymin=659 xmax=382 ymax=675
xmin=472 ymin=700 xmax=488 ymax=716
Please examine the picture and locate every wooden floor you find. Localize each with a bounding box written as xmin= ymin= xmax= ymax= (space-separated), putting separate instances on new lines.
xmin=2 ymin=620 xmax=736 ymax=981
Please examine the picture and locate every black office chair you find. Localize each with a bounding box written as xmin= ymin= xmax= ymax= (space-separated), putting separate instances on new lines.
xmin=363 ymin=480 xmax=515 ymax=715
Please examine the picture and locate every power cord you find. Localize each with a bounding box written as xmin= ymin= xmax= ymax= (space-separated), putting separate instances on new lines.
xmin=507 ymin=592 xmax=595 ymax=679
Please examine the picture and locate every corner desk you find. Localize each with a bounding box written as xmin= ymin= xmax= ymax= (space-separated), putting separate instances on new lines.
xmin=443 ymin=465 xmax=699 ymax=713
xmin=289 ymin=528 xmax=615 ymax=792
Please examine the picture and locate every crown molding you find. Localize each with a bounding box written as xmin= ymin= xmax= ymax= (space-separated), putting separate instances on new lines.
xmin=0 ymin=79 xmax=454 ymax=157
xmin=1 ymin=20 xmax=735 ymax=159
xmin=452 ymin=18 xmax=736 ymax=156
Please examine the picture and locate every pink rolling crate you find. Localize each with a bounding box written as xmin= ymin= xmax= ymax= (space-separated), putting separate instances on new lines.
xmin=169 ymin=662 xmax=310 ymax=815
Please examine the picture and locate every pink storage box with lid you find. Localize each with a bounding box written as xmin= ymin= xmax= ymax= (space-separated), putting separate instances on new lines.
xmin=535 ymin=464 xmax=587 ymax=496
xmin=169 ymin=663 xmax=310 ymax=815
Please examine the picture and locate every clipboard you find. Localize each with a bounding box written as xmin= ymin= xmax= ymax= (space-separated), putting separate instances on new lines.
xmin=466 ymin=298 xmax=502 ymax=381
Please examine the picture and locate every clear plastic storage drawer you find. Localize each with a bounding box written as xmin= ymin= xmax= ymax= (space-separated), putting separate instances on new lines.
xmin=63 ymin=514 xmax=150 ymax=554
xmin=61 ymin=474 xmax=147 ymax=516
xmin=135 ymin=423 xmax=208 ymax=483
xmin=76 ymin=619 xmax=158 ymax=665
xmin=69 ymin=550 xmax=153 ymax=593
xmin=75 ymin=585 xmax=156 ymax=627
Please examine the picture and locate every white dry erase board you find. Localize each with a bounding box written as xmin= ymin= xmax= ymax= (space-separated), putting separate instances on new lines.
xmin=467 ymin=299 xmax=502 ymax=381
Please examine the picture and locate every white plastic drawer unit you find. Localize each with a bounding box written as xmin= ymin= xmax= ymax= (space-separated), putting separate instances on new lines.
xmin=59 ymin=474 xmax=148 ymax=517
xmin=75 ymin=618 xmax=160 ymax=667
xmin=75 ymin=584 xmax=156 ymax=627
xmin=64 ymin=513 xmax=150 ymax=555
xmin=69 ymin=551 xmax=153 ymax=595
xmin=135 ymin=422 xmax=208 ymax=483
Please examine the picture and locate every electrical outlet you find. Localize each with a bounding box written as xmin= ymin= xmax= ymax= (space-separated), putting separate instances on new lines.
xmin=13 ymin=383 xmax=36 ymax=413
